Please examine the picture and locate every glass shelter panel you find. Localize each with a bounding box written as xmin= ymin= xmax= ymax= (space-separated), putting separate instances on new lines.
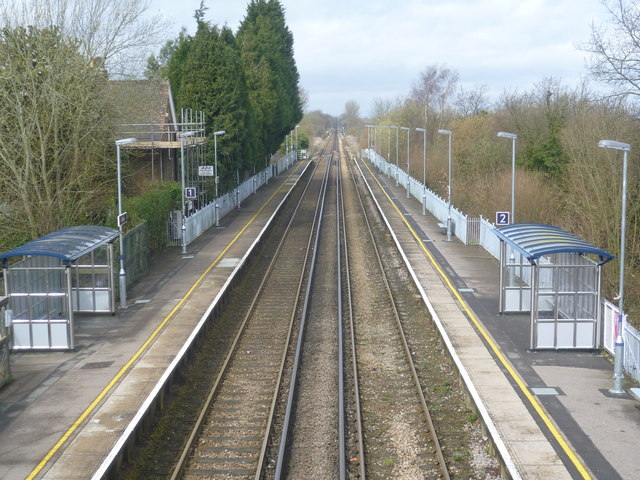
xmin=533 ymin=253 xmax=601 ymax=349
xmin=5 ymin=257 xmax=71 ymax=350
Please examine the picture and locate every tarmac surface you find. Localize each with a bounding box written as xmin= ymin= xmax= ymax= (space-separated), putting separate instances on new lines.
xmin=0 ymin=149 xmax=639 ymax=479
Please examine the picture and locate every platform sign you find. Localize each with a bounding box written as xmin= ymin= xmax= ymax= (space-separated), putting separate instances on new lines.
xmin=117 ymin=212 xmax=127 ymax=227
xmin=199 ymin=165 xmax=214 ymax=176
xmin=185 ymin=187 xmax=197 ymax=199
xmin=496 ymin=211 xmax=510 ymax=225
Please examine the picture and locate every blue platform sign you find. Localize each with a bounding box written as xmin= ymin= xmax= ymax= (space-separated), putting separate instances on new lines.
xmin=496 ymin=211 xmax=510 ymax=225
xmin=185 ymin=187 xmax=196 ymax=199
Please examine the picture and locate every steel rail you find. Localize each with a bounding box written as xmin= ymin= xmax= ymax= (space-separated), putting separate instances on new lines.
xmin=345 ymin=138 xmax=451 ymax=480
xmin=273 ymin=135 xmax=335 ymax=479
xmin=169 ymin=153 xmax=320 ymax=480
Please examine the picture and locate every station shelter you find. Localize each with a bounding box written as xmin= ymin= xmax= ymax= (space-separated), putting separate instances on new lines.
xmin=0 ymin=226 xmax=119 ymax=350
xmin=493 ymin=223 xmax=614 ymax=350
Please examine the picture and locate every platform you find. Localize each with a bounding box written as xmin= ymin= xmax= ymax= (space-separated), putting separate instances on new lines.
xmin=0 ymin=161 xmax=308 ymax=480
xmin=358 ymin=156 xmax=640 ymax=480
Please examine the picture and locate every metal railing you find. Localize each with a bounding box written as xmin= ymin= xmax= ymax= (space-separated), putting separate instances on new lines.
xmin=169 ymin=151 xmax=298 ymax=248
xmin=365 ymin=148 xmax=640 ymax=380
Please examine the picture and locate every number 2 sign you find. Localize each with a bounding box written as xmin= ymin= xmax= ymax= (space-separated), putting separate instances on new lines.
xmin=496 ymin=211 xmax=510 ymax=225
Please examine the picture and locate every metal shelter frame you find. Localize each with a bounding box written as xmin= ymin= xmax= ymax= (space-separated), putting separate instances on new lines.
xmin=0 ymin=226 xmax=119 ymax=350
xmin=494 ymin=223 xmax=614 ymax=350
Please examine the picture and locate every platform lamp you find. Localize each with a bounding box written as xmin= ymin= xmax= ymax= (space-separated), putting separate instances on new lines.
xmin=178 ymin=131 xmax=196 ymax=254
xmin=393 ymin=126 xmax=400 ymax=186
xmin=364 ymin=125 xmax=371 ymax=160
xmin=115 ymin=137 xmax=137 ymax=309
xmin=214 ymin=130 xmax=226 ymax=227
xmin=598 ymin=139 xmax=631 ymax=395
xmin=497 ymin=131 xmax=517 ymax=223
xmin=438 ymin=129 xmax=453 ymax=241
xmin=416 ymin=127 xmax=427 ymax=215
xmin=400 ymin=127 xmax=410 ymax=198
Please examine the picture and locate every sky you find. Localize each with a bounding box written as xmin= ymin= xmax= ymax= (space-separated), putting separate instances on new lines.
xmin=148 ymin=0 xmax=610 ymax=117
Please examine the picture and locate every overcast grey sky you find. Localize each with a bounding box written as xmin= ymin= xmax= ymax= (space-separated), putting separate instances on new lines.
xmin=149 ymin=0 xmax=609 ymax=116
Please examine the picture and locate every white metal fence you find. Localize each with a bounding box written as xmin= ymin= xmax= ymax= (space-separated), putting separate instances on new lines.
xmin=168 ymin=151 xmax=298 ymax=247
xmin=364 ymin=149 xmax=640 ymax=379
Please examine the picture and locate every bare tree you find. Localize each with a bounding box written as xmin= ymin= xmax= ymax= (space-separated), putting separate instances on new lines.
xmin=408 ymin=64 xmax=459 ymax=135
xmin=454 ymin=84 xmax=490 ymax=116
xmin=0 ymin=25 xmax=115 ymax=245
xmin=580 ymin=0 xmax=640 ymax=98
xmin=0 ymin=0 xmax=171 ymax=77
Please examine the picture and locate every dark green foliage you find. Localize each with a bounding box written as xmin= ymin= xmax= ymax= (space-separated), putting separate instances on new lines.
xmin=297 ymin=131 xmax=309 ymax=150
xmin=124 ymin=182 xmax=181 ymax=256
xmin=237 ymin=0 xmax=303 ymax=156
xmin=167 ymin=21 xmax=255 ymax=191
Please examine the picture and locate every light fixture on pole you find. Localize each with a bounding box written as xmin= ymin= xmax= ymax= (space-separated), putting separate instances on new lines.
xmin=438 ymin=129 xmax=453 ymax=241
xmin=598 ymin=138 xmax=631 ymax=395
xmin=115 ymin=137 xmax=137 ymax=309
xmin=400 ymin=127 xmax=410 ymax=198
xmin=365 ymin=125 xmax=372 ymax=160
xmin=393 ymin=126 xmax=399 ymax=186
xmin=178 ymin=131 xmax=195 ymax=253
xmin=416 ymin=127 xmax=427 ymax=215
xmin=213 ymin=130 xmax=226 ymax=227
xmin=497 ymin=131 xmax=518 ymax=223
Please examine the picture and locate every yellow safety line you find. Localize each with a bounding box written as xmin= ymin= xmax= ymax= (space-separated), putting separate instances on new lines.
xmin=359 ymin=158 xmax=592 ymax=480
xmin=27 ymin=163 xmax=304 ymax=480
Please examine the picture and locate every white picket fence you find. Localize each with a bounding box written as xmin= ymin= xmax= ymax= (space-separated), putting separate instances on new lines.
xmin=168 ymin=151 xmax=297 ymax=247
xmin=364 ymin=148 xmax=640 ymax=381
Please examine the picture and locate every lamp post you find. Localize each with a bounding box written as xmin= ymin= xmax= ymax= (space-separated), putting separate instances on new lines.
xmin=599 ymin=139 xmax=631 ymax=395
xmin=497 ymin=131 xmax=518 ymax=223
xmin=295 ymin=125 xmax=300 ymax=160
xmin=400 ymin=127 xmax=410 ymax=198
xmin=178 ymin=131 xmax=196 ymax=253
xmin=365 ymin=125 xmax=372 ymax=160
xmin=438 ymin=129 xmax=453 ymax=241
xmin=214 ymin=130 xmax=226 ymax=227
xmin=115 ymin=137 xmax=137 ymax=309
xmin=416 ymin=127 xmax=427 ymax=215
xmin=393 ymin=126 xmax=399 ymax=186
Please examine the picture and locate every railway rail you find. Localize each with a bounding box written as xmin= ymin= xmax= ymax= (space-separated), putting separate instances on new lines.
xmin=122 ymin=132 xmax=497 ymax=480
xmin=169 ymin=137 xmax=334 ymax=480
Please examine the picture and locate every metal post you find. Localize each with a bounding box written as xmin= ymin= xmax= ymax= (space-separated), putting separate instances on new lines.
xmin=395 ymin=126 xmax=399 ymax=186
xmin=498 ymin=132 xmax=517 ymax=223
xmin=416 ymin=127 xmax=427 ymax=215
xmin=115 ymin=138 xmax=137 ymax=309
xmin=439 ymin=129 xmax=453 ymax=241
xmin=116 ymin=143 xmax=126 ymax=307
xmin=214 ymin=130 xmax=226 ymax=227
xmin=598 ymin=139 xmax=631 ymax=395
xmin=402 ymin=127 xmax=410 ymax=198
xmin=179 ymin=135 xmax=187 ymax=254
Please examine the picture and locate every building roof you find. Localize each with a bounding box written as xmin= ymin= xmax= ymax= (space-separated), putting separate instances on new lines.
xmin=493 ymin=223 xmax=615 ymax=265
xmin=0 ymin=226 xmax=119 ymax=265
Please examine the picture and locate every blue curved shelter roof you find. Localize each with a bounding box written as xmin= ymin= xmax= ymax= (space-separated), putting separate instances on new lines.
xmin=0 ymin=226 xmax=119 ymax=264
xmin=493 ymin=223 xmax=615 ymax=265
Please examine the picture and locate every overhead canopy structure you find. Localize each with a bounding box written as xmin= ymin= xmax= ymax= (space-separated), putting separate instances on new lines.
xmin=493 ymin=223 xmax=615 ymax=265
xmin=494 ymin=223 xmax=614 ymax=350
xmin=1 ymin=226 xmax=119 ymax=351
xmin=0 ymin=226 xmax=119 ymax=265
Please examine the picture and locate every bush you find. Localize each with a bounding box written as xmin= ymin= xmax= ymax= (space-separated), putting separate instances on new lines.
xmin=124 ymin=182 xmax=181 ymax=256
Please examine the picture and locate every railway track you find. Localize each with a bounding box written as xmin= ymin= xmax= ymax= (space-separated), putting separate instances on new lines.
xmin=340 ymin=136 xmax=449 ymax=479
xmin=125 ymin=132 xmax=496 ymax=480
xmin=169 ymin=137 xmax=334 ymax=480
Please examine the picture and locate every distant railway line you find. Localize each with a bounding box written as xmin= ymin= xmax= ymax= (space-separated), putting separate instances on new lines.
xmin=123 ymin=132 xmax=494 ymax=480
